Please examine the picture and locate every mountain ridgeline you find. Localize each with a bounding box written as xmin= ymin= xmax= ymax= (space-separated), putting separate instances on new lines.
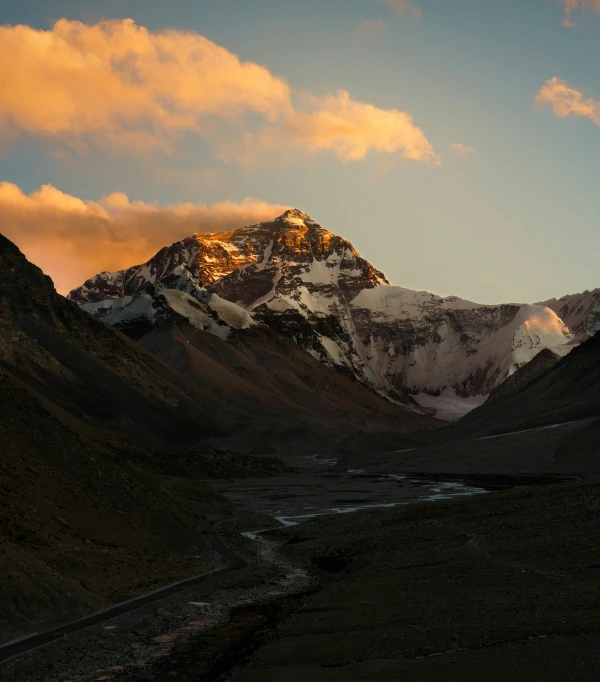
xmin=70 ymin=209 xmax=583 ymax=420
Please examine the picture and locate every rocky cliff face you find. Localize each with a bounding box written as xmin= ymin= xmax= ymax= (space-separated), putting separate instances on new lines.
xmin=70 ymin=209 xmax=576 ymax=419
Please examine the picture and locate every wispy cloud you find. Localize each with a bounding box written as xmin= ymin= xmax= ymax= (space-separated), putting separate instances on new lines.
xmin=561 ymin=0 xmax=600 ymax=27
xmin=450 ymin=142 xmax=476 ymax=157
xmin=0 ymin=18 xmax=436 ymax=167
xmin=0 ymin=182 xmax=289 ymax=294
xmin=536 ymin=77 xmax=600 ymax=126
xmin=353 ymin=18 xmax=388 ymax=39
xmin=383 ymin=0 xmax=422 ymax=20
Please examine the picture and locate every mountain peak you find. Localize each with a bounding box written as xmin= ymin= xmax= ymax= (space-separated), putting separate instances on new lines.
xmin=68 ymin=206 xmax=374 ymax=306
xmin=189 ymin=209 xmax=317 ymax=240
xmin=278 ymin=208 xmax=314 ymax=225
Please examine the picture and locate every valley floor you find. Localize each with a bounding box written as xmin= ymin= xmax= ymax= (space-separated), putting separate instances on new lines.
xmin=227 ymin=478 xmax=600 ymax=682
xmin=4 ymin=474 xmax=600 ymax=682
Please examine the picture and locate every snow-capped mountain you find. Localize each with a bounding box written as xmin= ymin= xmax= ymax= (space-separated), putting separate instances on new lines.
xmin=536 ymin=289 xmax=600 ymax=338
xmin=70 ymin=209 xmax=576 ymax=419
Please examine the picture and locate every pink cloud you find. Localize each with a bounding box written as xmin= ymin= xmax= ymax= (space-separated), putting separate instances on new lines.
xmin=536 ymin=77 xmax=600 ymax=126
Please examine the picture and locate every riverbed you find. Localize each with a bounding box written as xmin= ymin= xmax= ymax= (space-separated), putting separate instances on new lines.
xmin=212 ymin=454 xmax=491 ymax=527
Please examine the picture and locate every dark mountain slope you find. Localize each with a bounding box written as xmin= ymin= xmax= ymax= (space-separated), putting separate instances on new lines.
xmin=484 ymin=348 xmax=562 ymax=404
xmin=133 ymin=318 xmax=436 ymax=454
xmin=0 ymin=233 xmax=230 ymax=447
xmin=456 ymin=331 xmax=600 ymax=436
xmin=0 ymin=234 xmax=239 ymax=641
xmin=0 ymin=369 xmax=231 ymax=641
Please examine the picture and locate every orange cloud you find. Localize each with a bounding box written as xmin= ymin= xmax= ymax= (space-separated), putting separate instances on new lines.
xmin=0 ymin=182 xmax=289 ymax=295
xmin=561 ymin=0 xmax=600 ymax=26
xmin=383 ymin=0 xmax=422 ymax=20
xmin=293 ymin=91 xmax=438 ymax=162
xmin=536 ymin=77 xmax=600 ymax=126
xmin=450 ymin=142 xmax=476 ymax=156
xmin=0 ymin=18 xmax=437 ymax=166
xmin=236 ymin=90 xmax=440 ymax=166
xmin=0 ymin=19 xmax=292 ymax=151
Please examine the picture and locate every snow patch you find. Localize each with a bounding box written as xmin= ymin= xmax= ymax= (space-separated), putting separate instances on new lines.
xmin=284 ymin=216 xmax=306 ymax=226
xmin=319 ymin=335 xmax=345 ymax=366
xmin=207 ymin=293 xmax=256 ymax=329
xmin=415 ymin=391 xmax=488 ymax=422
xmin=161 ymin=289 xmax=229 ymax=340
xmin=510 ymin=304 xmax=574 ymax=369
xmin=81 ymin=295 xmax=134 ymax=317
xmin=103 ymin=294 xmax=156 ymax=325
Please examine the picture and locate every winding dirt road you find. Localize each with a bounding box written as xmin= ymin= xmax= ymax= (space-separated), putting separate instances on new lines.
xmin=0 ymin=518 xmax=247 ymax=665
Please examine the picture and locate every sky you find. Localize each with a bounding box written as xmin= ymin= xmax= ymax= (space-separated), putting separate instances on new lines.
xmin=1 ymin=0 xmax=600 ymax=302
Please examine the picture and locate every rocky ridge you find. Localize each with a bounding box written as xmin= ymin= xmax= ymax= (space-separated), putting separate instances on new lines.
xmin=537 ymin=288 xmax=600 ymax=338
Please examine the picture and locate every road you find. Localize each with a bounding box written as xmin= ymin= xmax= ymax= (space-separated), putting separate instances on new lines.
xmin=0 ymin=518 xmax=247 ymax=665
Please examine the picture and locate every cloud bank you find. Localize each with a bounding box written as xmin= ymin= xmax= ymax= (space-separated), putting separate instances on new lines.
xmin=0 ymin=182 xmax=289 ymax=294
xmin=0 ymin=18 xmax=437 ymax=165
xmin=0 ymin=19 xmax=291 ymax=151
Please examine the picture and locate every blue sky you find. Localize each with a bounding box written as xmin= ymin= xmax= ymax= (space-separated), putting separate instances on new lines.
xmin=2 ymin=0 xmax=600 ymax=301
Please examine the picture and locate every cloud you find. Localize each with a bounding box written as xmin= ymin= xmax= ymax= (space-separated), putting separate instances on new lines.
xmin=0 ymin=182 xmax=289 ymax=294
xmin=383 ymin=0 xmax=422 ymax=20
xmin=450 ymin=142 xmax=476 ymax=156
xmin=561 ymin=0 xmax=600 ymax=27
xmin=236 ymin=90 xmax=440 ymax=166
xmin=0 ymin=19 xmax=292 ymax=151
xmin=536 ymin=77 xmax=600 ymax=126
xmin=0 ymin=18 xmax=437 ymax=166
xmin=353 ymin=18 xmax=388 ymax=39
xmin=293 ymin=91 xmax=439 ymax=162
